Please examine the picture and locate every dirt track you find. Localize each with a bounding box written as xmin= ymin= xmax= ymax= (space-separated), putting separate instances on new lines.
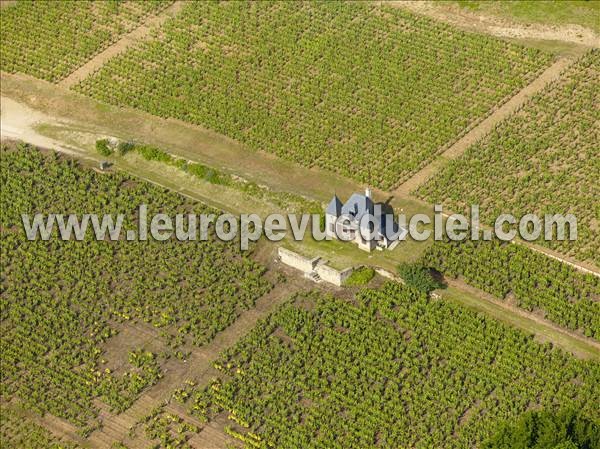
xmin=59 ymin=1 xmax=184 ymax=89
xmin=394 ymin=56 xmax=577 ymax=196
xmin=85 ymin=274 xmax=308 ymax=448
xmin=0 ymin=97 xmax=77 ymax=154
xmin=388 ymin=1 xmax=600 ymax=48
xmin=443 ymin=278 xmax=600 ymax=360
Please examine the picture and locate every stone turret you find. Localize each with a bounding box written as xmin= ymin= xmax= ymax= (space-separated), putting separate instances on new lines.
xmin=325 ymin=194 xmax=343 ymax=238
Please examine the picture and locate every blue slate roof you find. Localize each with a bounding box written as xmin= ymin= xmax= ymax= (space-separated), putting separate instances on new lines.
xmin=326 ymin=194 xmax=343 ymax=216
xmin=340 ymin=193 xmax=374 ymax=219
xmin=328 ymin=191 xmax=406 ymax=240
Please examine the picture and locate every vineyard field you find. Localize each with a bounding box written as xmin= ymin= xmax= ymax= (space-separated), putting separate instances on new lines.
xmin=1 ymin=2 xmax=598 ymax=448
xmin=0 ymin=143 xmax=273 ymax=436
xmin=0 ymin=0 xmax=172 ymax=82
xmin=1 ymin=407 xmax=80 ymax=449
xmin=73 ymin=1 xmax=551 ymax=189
xmin=417 ymin=49 xmax=600 ymax=265
xmin=422 ymin=239 xmax=600 ymax=339
xmin=176 ymin=285 xmax=600 ymax=449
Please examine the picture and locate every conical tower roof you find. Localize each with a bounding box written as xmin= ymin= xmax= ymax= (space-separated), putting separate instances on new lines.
xmin=326 ymin=194 xmax=343 ymax=216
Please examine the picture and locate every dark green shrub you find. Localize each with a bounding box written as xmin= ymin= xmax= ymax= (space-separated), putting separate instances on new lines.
xmin=482 ymin=408 xmax=600 ymax=449
xmin=116 ymin=141 xmax=135 ymax=155
xmin=137 ymin=145 xmax=172 ymax=163
xmin=96 ymin=139 xmax=112 ymax=156
xmin=188 ymin=163 xmax=230 ymax=186
xmin=173 ymin=158 xmax=188 ymax=170
xmin=188 ymin=162 xmax=207 ymax=178
xmin=397 ymin=262 xmax=442 ymax=294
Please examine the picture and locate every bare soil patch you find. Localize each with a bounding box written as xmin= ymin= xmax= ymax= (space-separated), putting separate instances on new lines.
xmin=86 ymin=271 xmax=312 ymax=447
xmin=387 ymin=1 xmax=600 ymax=48
xmin=100 ymin=322 xmax=167 ymax=375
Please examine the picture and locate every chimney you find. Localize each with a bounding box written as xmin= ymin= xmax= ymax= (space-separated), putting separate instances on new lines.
xmin=365 ymin=187 xmax=372 ymax=199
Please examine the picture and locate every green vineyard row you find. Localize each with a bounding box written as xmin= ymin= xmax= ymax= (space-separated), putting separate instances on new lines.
xmin=0 ymin=143 xmax=273 ymax=435
xmin=176 ymin=285 xmax=599 ymax=448
xmin=73 ymin=1 xmax=551 ymax=189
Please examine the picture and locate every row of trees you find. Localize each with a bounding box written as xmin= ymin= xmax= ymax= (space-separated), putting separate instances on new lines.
xmin=482 ymin=408 xmax=599 ymax=449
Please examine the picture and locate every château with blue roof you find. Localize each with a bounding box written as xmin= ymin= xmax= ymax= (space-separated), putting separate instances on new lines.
xmin=325 ymin=188 xmax=405 ymax=252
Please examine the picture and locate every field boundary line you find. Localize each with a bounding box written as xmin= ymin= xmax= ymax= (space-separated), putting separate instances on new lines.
xmin=393 ymin=56 xmax=576 ymax=197
xmin=434 ymin=210 xmax=600 ymax=278
xmin=512 ymin=240 xmax=600 ymax=278
xmin=86 ymin=280 xmax=304 ymax=446
xmin=443 ymin=278 xmax=600 ymax=359
xmin=58 ymin=1 xmax=184 ymax=89
xmin=388 ymin=1 xmax=600 ymax=47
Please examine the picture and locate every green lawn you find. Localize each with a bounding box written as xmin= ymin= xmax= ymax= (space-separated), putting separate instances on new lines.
xmin=455 ymin=1 xmax=600 ymax=33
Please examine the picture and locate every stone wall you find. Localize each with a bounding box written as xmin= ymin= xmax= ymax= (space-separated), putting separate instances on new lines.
xmin=277 ymin=247 xmax=353 ymax=287
xmin=278 ymin=247 xmax=320 ymax=273
xmin=315 ymin=262 xmax=354 ymax=287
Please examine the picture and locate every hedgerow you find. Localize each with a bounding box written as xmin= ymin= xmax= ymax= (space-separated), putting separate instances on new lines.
xmin=110 ymin=139 xmax=323 ymax=216
xmin=482 ymin=408 xmax=600 ymax=449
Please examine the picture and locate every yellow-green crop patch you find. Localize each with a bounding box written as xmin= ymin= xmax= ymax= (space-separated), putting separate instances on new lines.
xmin=0 ymin=143 xmax=272 ymax=434
xmin=176 ymin=285 xmax=600 ymax=448
xmin=417 ymin=50 xmax=600 ymax=265
xmin=0 ymin=406 xmax=80 ymax=449
xmin=74 ymin=1 xmax=551 ymax=189
xmin=0 ymin=0 xmax=172 ymax=82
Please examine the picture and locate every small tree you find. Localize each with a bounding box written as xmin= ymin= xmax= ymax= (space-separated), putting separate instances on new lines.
xmin=116 ymin=141 xmax=135 ymax=156
xmin=96 ymin=139 xmax=112 ymax=157
xmin=137 ymin=145 xmax=171 ymax=163
xmin=482 ymin=408 xmax=599 ymax=449
xmin=397 ymin=262 xmax=442 ymax=294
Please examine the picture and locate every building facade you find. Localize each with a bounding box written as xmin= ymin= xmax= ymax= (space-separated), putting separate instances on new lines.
xmin=325 ymin=188 xmax=404 ymax=252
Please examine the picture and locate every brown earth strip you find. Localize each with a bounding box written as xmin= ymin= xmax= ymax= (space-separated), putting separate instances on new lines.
xmin=393 ymin=56 xmax=577 ymax=197
xmin=441 ymin=278 xmax=600 ymax=360
xmin=58 ymin=1 xmax=184 ymax=89
xmin=85 ymin=272 xmax=309 ymax=447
